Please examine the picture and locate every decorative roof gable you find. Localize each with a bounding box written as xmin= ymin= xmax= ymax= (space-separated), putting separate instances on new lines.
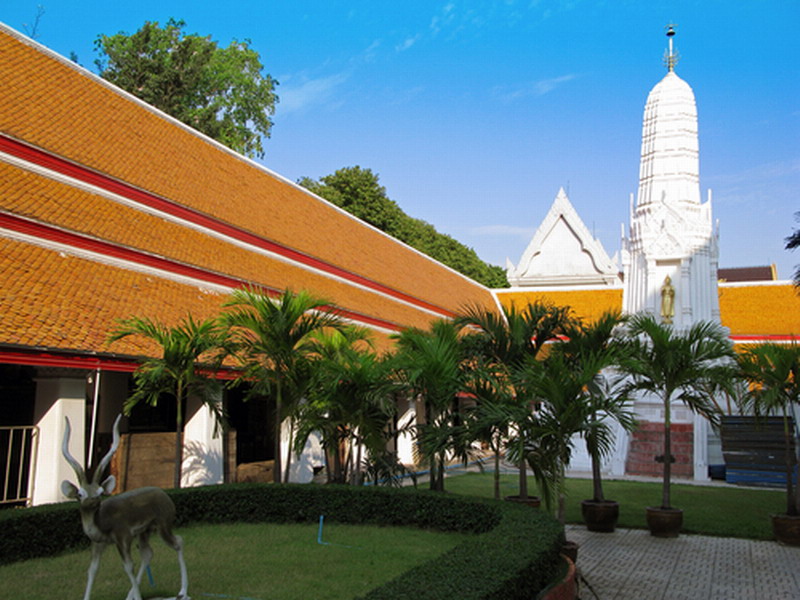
xmin=506 ymin=188 xmax=620 ymax=287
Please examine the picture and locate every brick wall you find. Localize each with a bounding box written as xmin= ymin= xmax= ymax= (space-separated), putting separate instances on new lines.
xmin=625 ymin=421 xmax=693 ymax=478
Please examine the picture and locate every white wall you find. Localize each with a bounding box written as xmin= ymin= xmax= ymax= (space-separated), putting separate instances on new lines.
xmin=181 ymin=395 xmax=225 ymax=487
xmin=32 ymin=375 xmax=86 ymax=505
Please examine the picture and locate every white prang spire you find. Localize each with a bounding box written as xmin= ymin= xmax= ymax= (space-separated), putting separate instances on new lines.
xmin=622 ymin=26 xmax=720 ymax=328
xmin=638 ymin=25 xmax=699 ymax=208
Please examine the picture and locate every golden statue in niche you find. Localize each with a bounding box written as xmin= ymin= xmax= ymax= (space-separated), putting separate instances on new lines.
xmin=660 ymin=275 xmax=675 ymax=324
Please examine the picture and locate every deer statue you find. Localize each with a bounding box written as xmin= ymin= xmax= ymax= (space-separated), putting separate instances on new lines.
xmin=61 ymin=414 xmax=189 ymax=600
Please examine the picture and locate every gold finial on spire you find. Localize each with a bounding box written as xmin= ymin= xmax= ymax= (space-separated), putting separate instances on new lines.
xmin=663 ymin=24 xmax=680 ymax=72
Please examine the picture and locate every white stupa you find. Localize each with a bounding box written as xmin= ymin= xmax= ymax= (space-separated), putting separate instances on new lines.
xmin=621 ymin=26 xmax=721 ymax=328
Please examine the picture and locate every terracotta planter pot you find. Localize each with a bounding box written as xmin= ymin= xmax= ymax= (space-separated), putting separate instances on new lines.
xmin=772 ymin=513 xmax=800 ymax=546
xmin=561 ymin=540 xmax=579 ymax=563
xmin=504 ymin=494 xmax=541 ymax=508
xmin=581 ymin=499 xmax=620 ymax=532
xmin=646 ymin=506 xmax=683 ymax=538
xmin=537 ymin=554 xmax=577 ymax=600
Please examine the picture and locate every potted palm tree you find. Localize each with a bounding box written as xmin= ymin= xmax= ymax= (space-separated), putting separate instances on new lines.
xmin=618 ymin=314 xmax=735 ymax=537
xmin=458 ymin=301 xmax=571 ymax=506
xmin=519 ymin=352 xmax=604 ymax=523
xmin=737 ymin=343 xmax=800 ymax=545
xmin=558 ymin=311 xmax=636 ymax=532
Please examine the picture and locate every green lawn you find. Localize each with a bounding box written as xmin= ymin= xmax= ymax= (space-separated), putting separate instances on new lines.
xmin=1 ymin=521 xmax=468 ymax=600
xmin=443 ymin=472 xmax=785 ymax=540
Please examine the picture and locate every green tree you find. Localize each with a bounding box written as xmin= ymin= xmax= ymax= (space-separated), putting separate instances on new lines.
xmin=300 ymin=167 xmax=509 ymax=288
xmin=618 ymin=314 xmax=735 ymax=510
xmin=786 ymin=212 xmax=800 ymax=287
xmin=516 ymin=352 xmax=602 ymax=521
xmin=393 ymin=320 xmax=470 ymax=491
xmin=95 ymin=19 xmax=278 ymax=158
xmin=222 ymin=288 xmax=342 ymax=483
xmin=463 ymin=368 xmax=516 ymax=500
xmin=295 ymin=327 xmax=397 ymax=485
xmin=108 ymin=314 xmax=226 ymax=489
xmin=557 ymin=311 xmax=636 ymax=504
xmin=299 ymin=167 xmax=405 ymax=234
xmin=458 ymin=301 xmax=572 ymax=501
xmin=737 ymin=343 xmax=800 ymax=516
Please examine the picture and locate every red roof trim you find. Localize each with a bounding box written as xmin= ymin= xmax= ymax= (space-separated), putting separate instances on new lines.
xmin=0 ymin=133 xmax=453 ymax=318
xmin=0 ymin=348 xmax=240 ymax=379
xmin=0 ymin=348 xmax=139 ymax=372
xmin=0 ymin=212 xmax=403 ymax=333
xmin=730 ymin=335 xmax=799 ymax=343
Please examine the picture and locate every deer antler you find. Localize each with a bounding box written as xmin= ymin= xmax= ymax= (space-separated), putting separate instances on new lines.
xmin=62 ymin=416 xmax=87 ymax=485
xmin=91 ymin=414 xmax=121 ymax=484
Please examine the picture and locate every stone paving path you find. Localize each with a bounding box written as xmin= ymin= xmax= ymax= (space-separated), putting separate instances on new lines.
xmin=565 ymin=525 xmax=800 ymax=600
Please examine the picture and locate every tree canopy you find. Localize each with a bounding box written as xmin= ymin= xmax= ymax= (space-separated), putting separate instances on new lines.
xmin=299 ymin=166 xmax=509 ymax=288
xmin=95 ymin=19 xmax=278 ymax=159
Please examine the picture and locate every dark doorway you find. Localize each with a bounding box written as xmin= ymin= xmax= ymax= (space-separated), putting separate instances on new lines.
xmin=225 ymin=385 xmax=274 ymax=464
xmin=0 ymin=365 xmax=35 ymax=426
xmin=0 ymin=365 xmax=37 ymax=508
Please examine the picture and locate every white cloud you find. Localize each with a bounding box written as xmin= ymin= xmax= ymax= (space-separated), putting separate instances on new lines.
xmin=430 ymin=2 xmax=457 ymax=36
xmin=470 ymin=224 xmax=536 ymax=238
xmin=707 ymin=159 xmax=800 ymax=186
xmin=534 ymin=74 xmax=577 ymax=95
xmin=493 ymin=73 xmax=578 ymax=103
xmin=359 ymin=39 xmax=382 ymax=64
xmin=278 ymin=72 xmax=350 ymax=114
xmin=396 ymin=34 xmax=421 ymax=52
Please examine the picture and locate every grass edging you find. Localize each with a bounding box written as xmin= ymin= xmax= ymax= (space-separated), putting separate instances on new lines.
xmin=0 ymin=483 xmax=563 ymax=599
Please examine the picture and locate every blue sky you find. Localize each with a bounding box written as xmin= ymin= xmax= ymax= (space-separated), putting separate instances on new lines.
xmin=3 ymin=1 xmax=799 ymax=279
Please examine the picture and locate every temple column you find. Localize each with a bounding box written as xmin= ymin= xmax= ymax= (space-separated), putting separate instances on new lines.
xmin=181 ymin=394 xmax=225 ymax=487
xmin=32 ymin=372 xmax=86 ymax=505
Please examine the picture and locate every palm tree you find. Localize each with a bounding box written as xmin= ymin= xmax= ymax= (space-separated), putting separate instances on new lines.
xmin=618 ymin=314 xmax=735 ymax=514
xmin=464 ymin=367 xmax=516 ymax=500
xmin=295 ymin=326 xmax=397 ymax=484
xmin=458 ymin=301 xmax=572 ymax=501
xmin=393 ymin=319 xmax=469 ymax=492
xmin=737 ymin=343 xmax=800 ymax=517
xmin=222 ymin=288 xmax=342 ymax=483
xmin=557 ymin=311 xmax=636 ymax=506
xmin=108 ymin=314 xmax=227 ymax=489
xmin=516 ymin=352 xmax=606 ymax=522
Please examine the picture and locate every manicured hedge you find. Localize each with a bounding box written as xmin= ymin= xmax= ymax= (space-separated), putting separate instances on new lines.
xmin=0 ymin=500 xmax=87 ymax=563
xmin=0 ymin=484 xmax=563 ymax=599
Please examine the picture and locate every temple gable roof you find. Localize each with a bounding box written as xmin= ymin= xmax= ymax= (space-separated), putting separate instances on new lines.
xmin=506 ymin=188 xmax=620 ymax=288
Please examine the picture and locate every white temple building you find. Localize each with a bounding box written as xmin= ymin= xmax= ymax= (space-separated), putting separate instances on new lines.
xmin=622 ymin=32 xmax=721 ymax=328
xmin=504 ymin=27 xmax=724 ymax=481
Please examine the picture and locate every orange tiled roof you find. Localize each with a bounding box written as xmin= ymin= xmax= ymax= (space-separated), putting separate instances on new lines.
xmin=496 ymin=288 xmax=624 ymax=323
xmin=498 ymin=284 xmax=800 ymax=339
xmin=0 ymin=26 xmax=497 ymax=362
xmin=0 ymin=238 xmax=225 ymax=357
xmin=0 ymin=238 xmax=400 ymax=356
xmin=719 ymin=283 xmax=800 ymax=337
xmin=0 ymin=164 xmax=447 ymax=333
